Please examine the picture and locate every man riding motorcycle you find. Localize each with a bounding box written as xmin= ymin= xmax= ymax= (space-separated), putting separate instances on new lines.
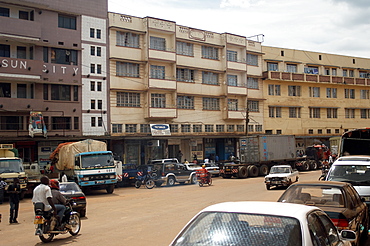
xmin=50 ymin=179 xmax=71 ymax=229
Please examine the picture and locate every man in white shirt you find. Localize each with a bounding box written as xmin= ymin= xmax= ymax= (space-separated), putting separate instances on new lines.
xmin=32 ymin=176 xmax=57 ymax=217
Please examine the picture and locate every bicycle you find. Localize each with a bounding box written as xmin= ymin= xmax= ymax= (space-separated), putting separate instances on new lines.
xmin=135 ymin=170 xmax=157 ymax=189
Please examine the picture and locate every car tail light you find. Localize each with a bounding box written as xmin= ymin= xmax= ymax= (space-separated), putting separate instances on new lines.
xmin=72 ymin=196 xmax=86 ymax=200
xmin=331 ymin=218 xmax=349 ymax=230
xmin=35 ymin=215 xmax=42 ymax=219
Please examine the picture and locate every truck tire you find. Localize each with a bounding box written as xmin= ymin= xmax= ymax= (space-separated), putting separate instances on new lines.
xmin=248 ymin=165 xmax=259 ymax=177
xmin=237 ymin=167 xmax=248 ymax=178
xmin=106 ymin=184 xmax=114 ymax=194
xmin=302 ymin=161 xmax=310 ymax=171
xmin=259 ymin=165 xmax=269 ymax=176
xmin=309 ymin=160 xmax=318 ymax=170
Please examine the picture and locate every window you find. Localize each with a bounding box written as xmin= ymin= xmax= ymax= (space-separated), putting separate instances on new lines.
xmin=248 ymin=125 xmax=254 ymax=133
xmin=74 ymin=117 xmax=79 ymax=130
xmin=268 ymin=107 xmax=281 ymax=118
xmin=344 ymin=89 xmax=355 ymax=99
xmin=177 ymin=96 xmax=194 ymax=109
xmin=267 ymin=62 xmax=278 ymax=71
xmin=318 ymin=129 xmax=322 ymax=134
xmin=345 ymin=109 xmax=355 ymax=118
xmin=343 ymin=69 xmax=347 ymax=77
xmin=309 ymin=87 xmax=320 ymax=97
xmin=359 ymin=71 xmax=369 ymax=78
xmin=227 ymin=50 xmax=237 ymax=62
xmin=0 ymin=116 xmax=23 ymax=130
xmin=43 ymin=47 xmax=48 ymax=62
xmin=0 ymin=83 xmax=11 ymax=98
xmin=150 ymin=65 xmax=165 ymax=79
xmin=326 ymin=88 xmax=337 ymax=98
xmin=361 ymin=109 xmax=370 ymax=119
xmin=202 ymin=71 xmax=219 ymax=85
xmin=332 ymin=68 xmax=337 ymax=76
xmin=90 ymin=46 xmax=95 ymax=56
xmin=288 ymin=85 xmax=301 ymax=96
xmin=248 ymin=100 xmax=259 ymax=112
xmin=126 ymin=124 xmax=137 ymax=133
xmin=58 ymin=14 xmax=76 ymax=30
xmin=203 ymin=98 xmax=220 ymax=110
xmin=176 ymin=42 xmax=193 ymax=56
xmin=18 ymin=10 xmax=29 ymax=20
xmin=202 ymin=46 xmax=218 ymax=60
xmin=360 ymin=90 xmax=369 ymax=99
xmin=112 ymin=124 xmax=123 ymax=133
xmin=96 ymin=47 xmax=101 ymax=57
xmin=308 ymin=129 xmax=313 ymax=134
xmin=309 ymin=108 xmax=321 ymax=118
xmin=237 ymin=125 xmax=244 ymax=132
xmin=327 ymin=108 xmax=338 ymax=118
xmin=0 ymin=44 xmax=10 ymax=57
xmin=51 ymin=48 xmax=78 ymax=65
xmin=227 ymin=75 xmax=238 ymax=86
xmin=304 ymin=66 xmax=318 ymax=74
xmin=97 ymin=64 xmax=101 ymax=74
xmin=227 ymin=125 xmax=235 ymax=132
xmin=228 ymin=99 xmax=238 ymax=111
xmin=150 ymin=36 xmax=166 ymax=51
xmin=289 ymin=108 xmax=301 ymax=118
xmin=216 ymin=125 xmax=224 ymax=132
xmin=327 ymin=129 xmax=331 ymax=134
xmin=52 ymin=117 xmax=71 ymax=130
xmin=140 ymin=124 xmax=150 ymax=133
xmin=98 ymin=117 xmax=103 ymax=127
xmin=97 ymin=82 xmax=102 ymax=91
xmin=246 ymin=53 xmax=258 ymax=66
xmin=349 ymin=70 xmax=354 ymax=77
xmin=90 ymin=64 xmax=95 ymax=73
xmin=96 ymin=29 xmax=101 ymax=39
xmin=90 ymin=81 xmax=95 ymax=91
xmin=276 ymin=129 xmax=282 ymax=134
xmin=181 ymin=124 xmax=191 ymax=133
xmin=151 ymin=93 xmax=166 ymax=108
xmin=97 ymin=100 xmax=102 ymax=109
xmin=177 ymin=68 xmax=195 ymax=82
xmin=0 ymin=7 xmax=10 ymax=17
xmin=324 ymin=68 xmax=330 ymax=75
xmin=286 ymin=64 xmax=297 ymax=73
xmin=116 ymin=31 xmax=140 ymax=48
xmin=17 ymin=84 xmax=27 ymax=98
xmin=193 ymin=124 xmax=202 ymax=132
xmin=170 ymin=124 xmax=178 ymax=133
xmin=247 ymin=77 xmax=258 ymax=89
xmin=205 ymin=125 xmax=214 ymax=132
xmin=43 ymin=84 xmax=48 ymax=100
xmin=90 ymin=28 xmax=95 ymax=38
xmin=90 ymin=100 xmax=96 ymax=109
xmin=17 ymin=46 xmax=27 ymax=59
xmin=268 ymin=84 xmax=281 ymax=96
xmin=117 ymin=92 xmax=140 ymax=107
xmin=116 ymin=62 xmax=139 ymax=77
xmin=51 ymin=85 xmax=70 ymax=101
xmin=255 ymin=125 xmax=262 ymax=132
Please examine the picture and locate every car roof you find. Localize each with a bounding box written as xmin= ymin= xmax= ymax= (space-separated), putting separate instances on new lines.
xmin=289 ymin=181 xmax=349 ymax=188
xmin=201 ymin=201 xmax=319 ymax=218
xmin=271 ymin=165 xmax=291 ymax=168
xmin=335 ymin=155 xmax=370 ymax=163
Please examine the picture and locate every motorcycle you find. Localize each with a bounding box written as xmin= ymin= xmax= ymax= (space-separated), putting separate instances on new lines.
xmin=135 ymin=170 xmax=157 ymax=189
xmin=196 ymin=170 xmax=212 ymax=187
xmin=319 ymin=162 xmax=330 ymax=181
xmin=34 ymin=199 xmax=81 ymax=243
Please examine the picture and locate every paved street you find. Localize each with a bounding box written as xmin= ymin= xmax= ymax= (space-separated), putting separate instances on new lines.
xmin=0 ymin=170 xmax=368 ymax=245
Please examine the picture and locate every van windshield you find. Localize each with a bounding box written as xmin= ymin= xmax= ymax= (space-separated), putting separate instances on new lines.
xmin=327 ymin=165 xmax=370 ymax=185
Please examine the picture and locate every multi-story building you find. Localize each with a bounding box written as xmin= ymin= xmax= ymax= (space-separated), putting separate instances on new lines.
xmin=262 ymin=46 xmax=370 ymax=154
xmin=108 ymin=13 xmax=264 ymax=165
xmin=0 ymin=0 xmax=109 ymax=165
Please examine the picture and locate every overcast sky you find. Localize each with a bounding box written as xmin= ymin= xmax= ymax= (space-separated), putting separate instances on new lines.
xmin=108 ymin=0 xmax=370 ymax=58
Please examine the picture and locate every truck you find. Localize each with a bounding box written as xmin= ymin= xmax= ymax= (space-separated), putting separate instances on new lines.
xmin=264 ymin=165 xmax=299 ymax=190
xmin=0 ymin=144 xmax=28 ymax=198
xmin=220 ymin=135 xmax=297 ymax=179
xmin=50 ymin=139 xmax=118 ymax=194
xmin=339 ymin=128 xmax=370 ymax=156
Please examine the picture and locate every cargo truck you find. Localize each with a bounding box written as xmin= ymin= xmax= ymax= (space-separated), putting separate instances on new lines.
xmin=0 ymin=144 xmax=27 ymax=198
xmin=50 ymin=139 xmax=119 ymax=194
xmin=220 ymin=135 xmax=298 ymax=179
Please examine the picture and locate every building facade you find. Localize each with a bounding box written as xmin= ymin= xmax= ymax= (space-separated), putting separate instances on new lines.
xmin=108 ymin=13 xmax=264 ymax=165
xmin=0 ymin=0 xmax=109 ymax=166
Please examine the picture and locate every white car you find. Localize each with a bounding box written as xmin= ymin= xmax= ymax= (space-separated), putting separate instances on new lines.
xmin=170 ymin=201 xmax=356 ymax=246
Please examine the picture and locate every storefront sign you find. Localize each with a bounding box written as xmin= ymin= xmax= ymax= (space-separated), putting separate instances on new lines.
xmin=150 ymin=124 xmax=171 ymax=136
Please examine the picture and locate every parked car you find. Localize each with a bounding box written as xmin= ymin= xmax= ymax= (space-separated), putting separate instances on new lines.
xmin=152 ymin=163 xmax=197 ymax=186
xmin=264 ymin=165 xmax=299 ymax=190
xmin=149 ymin=158 xmax=179 ymax=165
xmin=278 ymin=181 xmax=368 ymax=245
xmin=59 ymin=182 xmax=87 ymax=217
xmin=170 ymin=201 xmax=356 ymax=246
xmin=203 ymin=163 xmax=220 ymax=177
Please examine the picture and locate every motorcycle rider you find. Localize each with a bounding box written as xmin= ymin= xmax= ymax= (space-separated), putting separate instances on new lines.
xmin=199 ymin=165 xmax=210 ymax=183
xmin=32 ymin=176 xmax=57 ymax=222
xmin=49 ymin=179 xmax=68 ymax=228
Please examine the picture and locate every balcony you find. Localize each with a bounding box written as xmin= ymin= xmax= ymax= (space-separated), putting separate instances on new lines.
xmin=0 ymin=16 xmax=41 ymax=41
xmin=148 ymin=49 xmax=176 ymax=62
xmin=146 ymin=107 xmax=177 ymax=119
xmin=227 ymin=61 xmax=247 ymax=71
xmin=111 ymin=45 xmax=142 ymax=61
xmin=149 ymin=78 xmax=176 ymax=90
xmin=227 ymin=86 xmax=247 ymax=95
xmin=263 ymin=71 xmax=370 ymax=85
xmin=227 ymin=110 xmax=245 ymax=119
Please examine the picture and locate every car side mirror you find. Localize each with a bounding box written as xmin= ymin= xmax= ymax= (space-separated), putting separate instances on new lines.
xmin=340 ymin=230 xmax=356 ymax=242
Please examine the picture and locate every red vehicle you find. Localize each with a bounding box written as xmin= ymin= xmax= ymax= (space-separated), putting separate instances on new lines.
xmin=196 ymin=169 xmax=212 ymax=187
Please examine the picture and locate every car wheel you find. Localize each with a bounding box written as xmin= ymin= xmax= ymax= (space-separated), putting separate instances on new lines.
xmin=167 ymin=176 xmax=175 ymax=186
xmin=191 ymin=174 xmax=197 ymax=184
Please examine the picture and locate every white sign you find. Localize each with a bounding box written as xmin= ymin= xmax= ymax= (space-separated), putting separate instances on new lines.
xmin=150 ymin=124 xmax=171 ymax=136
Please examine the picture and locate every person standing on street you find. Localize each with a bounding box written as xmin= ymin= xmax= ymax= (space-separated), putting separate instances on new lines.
xmin=7 ymin=178 xmax=20 ymax=223
xmin=0 ymin=178 xmax=7 ymax=204
xmin=32 ymin=176 xmax=57 ymax=220
xmin=177 ymin=150 xmax=183 ymax=163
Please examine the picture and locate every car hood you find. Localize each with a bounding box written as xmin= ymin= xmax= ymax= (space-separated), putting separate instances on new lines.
xmin=265 ymin=173 xmax=290 ymax=178
xmin=353 ymin=185 xmax=370 ymax=197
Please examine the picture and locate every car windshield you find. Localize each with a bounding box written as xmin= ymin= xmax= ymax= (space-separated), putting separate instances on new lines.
xmin=172 ymin=212 xmax=302 ymax=246
xmin=326 ymin=165 xmax=370 ymax=185
xmin=279 ymin=186 xmax=345 ymax=208
xmin=270 ymin=167 xmax=290 ymax=174
xmin=80 ymin=153 xmax=114 ymax=168
xmin=60 ymin=183 xmax=82 ymax=193
xmin=0 ymin=159 xmax=23 ymax=173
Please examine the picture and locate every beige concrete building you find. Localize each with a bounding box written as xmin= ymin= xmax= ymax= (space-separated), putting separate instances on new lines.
xmin=108 ymin=13 xmax=264 ymax=164
xmin=262 ymin=46 xmax=370 ymax=153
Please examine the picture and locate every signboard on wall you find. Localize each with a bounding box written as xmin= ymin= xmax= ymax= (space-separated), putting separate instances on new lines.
xmin=150 ymin=124 xmax=171 ymax=136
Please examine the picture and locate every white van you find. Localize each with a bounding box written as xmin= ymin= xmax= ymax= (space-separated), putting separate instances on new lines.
xmin=325 ymin=156 xmax=370 ymax=210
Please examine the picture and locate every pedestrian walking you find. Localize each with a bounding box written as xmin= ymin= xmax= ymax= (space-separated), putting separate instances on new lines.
xmin=0 ymin=178 xmax=7 ymax=204
xmin=7 ymin=178 xmax=20 ymax=223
